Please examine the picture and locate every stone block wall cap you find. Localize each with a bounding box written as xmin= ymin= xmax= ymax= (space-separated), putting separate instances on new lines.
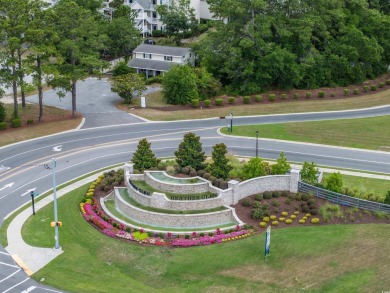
xmin=228 ymin=179 xmax=240 ymax=184
xmin=290 ymin=169 xmax=300 ymax=174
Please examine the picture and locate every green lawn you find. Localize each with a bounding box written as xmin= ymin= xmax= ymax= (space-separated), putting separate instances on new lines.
xmin=322 ymin=173 xmax=390 ymax=197
xmin=18 ymin=185 xmax=390 ymax=292
xmin=220 ymin=115 xmax=390 ymax=151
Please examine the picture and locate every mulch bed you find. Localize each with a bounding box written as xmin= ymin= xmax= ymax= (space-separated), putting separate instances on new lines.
xmin=233 ymin=193 xmax=390 ymax=233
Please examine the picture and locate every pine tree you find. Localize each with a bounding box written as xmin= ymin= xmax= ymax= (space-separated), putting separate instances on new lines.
xmin=174 ymin=132 xmax=206 ymax=170
xmin=131 ymin=138 xmax=160 ymax=172
xmin=209 ymin=143 xmax=232 ymax=179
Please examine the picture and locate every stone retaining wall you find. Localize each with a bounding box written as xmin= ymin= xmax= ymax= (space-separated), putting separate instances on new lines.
xmin=144 ymin=171 xmax=211 ymax=194
xmin=110 ymin=188 xmax=239 ymax=228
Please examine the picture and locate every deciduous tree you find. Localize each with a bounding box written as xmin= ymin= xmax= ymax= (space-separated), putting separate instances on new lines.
xmin=300 ymin=161 xmax=319 ymax=185
xmin=325 ymin=172 xmax=343 ymax=193
xmin=242 ymin=157 xmax=267 ymax=180
xmin=271 ymin=152 xmax=291 ymax=175
xmin=110 ymin=73 xmax=146 ymax=104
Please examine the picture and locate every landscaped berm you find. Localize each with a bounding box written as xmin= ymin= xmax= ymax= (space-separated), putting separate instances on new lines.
xmin=80 ymin=162 xmax=390 ymax=248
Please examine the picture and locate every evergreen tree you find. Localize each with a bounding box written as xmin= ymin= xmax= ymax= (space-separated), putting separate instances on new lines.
xmin=242 ymin=157 xmax=267 ymax=180
xmin=131 ymin=138 xmax=160 ymax=172
xmin=209 ymin=143 xmax=232 ymax=179
xmin=271 ymin=152 xmax=291 ymax=175
xmin=174 ymin=133 xmax=206 ymax=170
xmin=301 ymin=161 xmax=319 ymax=184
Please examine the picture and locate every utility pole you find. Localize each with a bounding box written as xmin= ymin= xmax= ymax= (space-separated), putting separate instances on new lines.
xmin=52 ymin=158 xmax=61 ymax=250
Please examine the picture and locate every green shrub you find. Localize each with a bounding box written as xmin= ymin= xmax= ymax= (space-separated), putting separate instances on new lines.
xmin=204 ymin=99 xmax=211 ymax=107
xmin=263 ymin=216 xmax=270 ymax=223
xmin=272 ymin=221 xmax=279 ymax=226
xmin=281 ymin=211 xmax=288 ymax=217
xmin=379 ymin=82 xmax=385 ymax=88
xmin=311 ymin=218 xmax=320 ymax=224
xmin=268 ymin=94 xmax=275 ymax=102
xmin=215 ymin=98 xmax=223 ymax=106
xmin=259 ymin=222 xmax=267 ymax=228
xmin=305 ymin=92 xmax=312 ymax=99
xmin=386 ymin=80 xmax=390 ymax=85
xmin=363 ymin=85 xmax=369 ymax=92
xmin=343 ymin=88 xmax=350 ymax=96
xmin=371 ymin=85 xmax=377 ymax=91
xmin=299 ymin=219 xmax=305 ymax=224
xmin=242 ymin=198 xmax=251 ymax=207
xmin=0 ymin=122 xmax=7 ymax=130
xmin=253 ymin=201 xmax=261 ymax=209
xmin=191 ymin=99 xmax=200 ymax=108
xmin=263 ymin=191 xmax=272 ymax=199
xmin=353 ymin=89 xmax=359 ymax=95
xmin=281 ymin=94 xmax=287 ymax=100
xmin=330 ymin=92 xmax=336 ymax=97
xmin=228 ymin=97 xmax=235 ymax=104
xmin=273 ymin=191 xmax=281 ymax=198
xmin=254 ymin=194 xmax=263 ymax=201
xmin=290 ymin=215 xmax=296 ymax=219
xmin=0 ymin=102 xmax=6 ymax=122
xmin=318 ymin=91 xmax=324 ymax=98
xmin=293 ymin=93 xmax=300 ymax=99
xmin=285 ymin=219 xmax=293 ymax=224
xmin=375 ymin=211 xmax=390 ymax=219
xmin=255 ymin=95 xmax=263 ymax=102
xmin=243 ymin=96 xmax=250 ymax=104
xmin=11 ymin=118 xmax=22 ymax=128
xmin=271 ymin=200 xmax=280 ymax=207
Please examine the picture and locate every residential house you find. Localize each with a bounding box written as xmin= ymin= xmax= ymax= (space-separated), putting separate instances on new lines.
xmin=128 ymin=44 xmax=195 ymax=77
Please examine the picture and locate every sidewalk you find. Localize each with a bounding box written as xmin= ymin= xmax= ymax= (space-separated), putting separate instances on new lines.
xmin=5 ymin=172 xmax=105 ymax=275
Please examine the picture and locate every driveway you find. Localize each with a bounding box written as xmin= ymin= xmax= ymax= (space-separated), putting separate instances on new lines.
xmin=26 ymin=77 xmax=160 ymax=129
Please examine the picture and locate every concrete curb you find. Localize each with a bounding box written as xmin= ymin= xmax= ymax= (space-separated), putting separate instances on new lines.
xmin=5 ymin=172 xmax=108 ymax=274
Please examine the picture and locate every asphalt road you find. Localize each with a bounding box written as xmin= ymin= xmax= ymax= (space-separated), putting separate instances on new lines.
xmin=25 ymin=78 xmax=161 ymax=129
xmin=1 ymin=105 xmax=390 ymax=292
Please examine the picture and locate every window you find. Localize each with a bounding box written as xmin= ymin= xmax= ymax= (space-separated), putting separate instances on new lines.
xmin=164 ymin=56 xmax=172 ymax=61
xmin=143 ymin=53 xmax=151 ymax=59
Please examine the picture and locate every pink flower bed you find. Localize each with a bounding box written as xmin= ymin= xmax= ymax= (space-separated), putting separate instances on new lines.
xmin=171 ymin=230 xmax=251 ymax=247
xmin=81 ymin=203 xmax=251 ymax=247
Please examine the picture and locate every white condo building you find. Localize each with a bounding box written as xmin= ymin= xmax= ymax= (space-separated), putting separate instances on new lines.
xmin=103 ymin=0 xmax=213 ymax=35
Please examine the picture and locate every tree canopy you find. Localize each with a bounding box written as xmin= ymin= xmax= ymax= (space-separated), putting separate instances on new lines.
xmin=198 ymin=0 xmax=390 ymax=94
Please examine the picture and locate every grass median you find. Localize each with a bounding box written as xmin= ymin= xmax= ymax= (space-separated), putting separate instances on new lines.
xmin=20 ymin=184 xmax=390 ymax=292
xmin=220 ymin=115 xmax=390 ymax=151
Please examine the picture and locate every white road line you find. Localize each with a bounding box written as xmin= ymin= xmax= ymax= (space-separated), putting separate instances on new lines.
xmin=21 ymin=286 xmax=36 ymax=293
xmin=0 ymin=269 xmax=21 ymax=283
xmin=0 ymin=251 xmax=10 ymax=255
xmin=0 ymin=261 xmax=19 ymax=268
xmin=2 ymin=277 xmax=29 ymax=293
xmin=36 ymin=287 xmax=64 ymax=293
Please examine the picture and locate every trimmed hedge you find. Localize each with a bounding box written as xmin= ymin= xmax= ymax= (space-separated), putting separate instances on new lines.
xmin=243 ymin=96 xmax=250 ymax=104
xmin=215 ymin=98 xmax=223 ymax=106
xmin=204 ymin=99 xmax=211 ymax=107
xmin=268 ymin=94 xmax=275 ymax=102
xmin=228 ymin=97 xmax=235 ymax=104
xmin=191 ymin=99 xmax=200 ymax=108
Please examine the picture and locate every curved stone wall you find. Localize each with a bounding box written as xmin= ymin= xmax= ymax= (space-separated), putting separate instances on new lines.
xmin=144 ymin=171 xmax=211 ymax=194
xmin=110 ymin=188 xmax=239 ymax=228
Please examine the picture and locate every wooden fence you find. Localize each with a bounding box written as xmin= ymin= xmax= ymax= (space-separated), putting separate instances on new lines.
xmin=298 ymin=181 xmax=390 ymax=213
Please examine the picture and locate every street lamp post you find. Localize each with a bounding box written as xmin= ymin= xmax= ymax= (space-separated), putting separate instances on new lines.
xmin=30 ymin=190 xmax=35 ymax=215
xmin=256 ymin=130 xmax=259 ymax=158
xmin=230 ymin=112 xmax=233 ymax=133
xmin=52 ymin=158 xmax=61 ymax=250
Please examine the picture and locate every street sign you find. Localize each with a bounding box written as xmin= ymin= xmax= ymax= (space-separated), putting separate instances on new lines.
xmin=264 ymin=226 xmax=271 ymax=260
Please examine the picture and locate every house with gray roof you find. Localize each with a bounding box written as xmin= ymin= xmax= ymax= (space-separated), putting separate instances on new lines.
xmin=128 ymin=44 xmax=195 ymax=78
